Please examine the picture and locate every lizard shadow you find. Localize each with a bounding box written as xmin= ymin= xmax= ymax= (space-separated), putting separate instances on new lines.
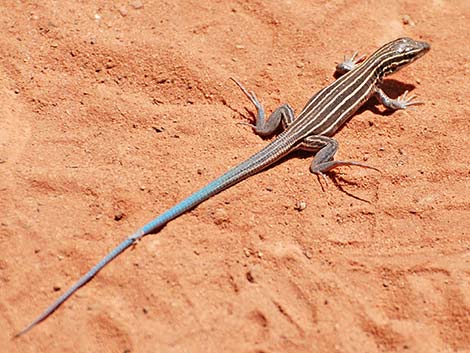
xmin=349 ymin=79 xmax=418 ymax=118
xmin=265 ymin=150 xmax=374 ymax=203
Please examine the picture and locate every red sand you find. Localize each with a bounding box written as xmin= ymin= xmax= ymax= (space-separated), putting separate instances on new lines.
xmin=2 ymin=1 xmax=469 ymax=352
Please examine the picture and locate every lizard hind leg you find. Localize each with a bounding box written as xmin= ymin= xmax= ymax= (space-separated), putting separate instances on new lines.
xmin=300 ymin=135 xmax=380 ymax=184
xmin=231 ymin=78 xmax=296 ymax=137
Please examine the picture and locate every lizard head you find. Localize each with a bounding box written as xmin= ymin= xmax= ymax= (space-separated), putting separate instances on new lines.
xmin=376 ymin=37 xmax=430 ymax=77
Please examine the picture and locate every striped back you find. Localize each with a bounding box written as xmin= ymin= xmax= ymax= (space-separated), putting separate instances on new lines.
xmin=285 ymin=38 xmax=430 ymax=140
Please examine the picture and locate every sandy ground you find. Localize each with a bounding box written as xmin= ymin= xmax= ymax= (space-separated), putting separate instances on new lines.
xmin=1 ymin=1 xmax=469 ymax=352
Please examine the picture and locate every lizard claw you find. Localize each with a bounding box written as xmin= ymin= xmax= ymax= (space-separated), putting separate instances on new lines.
xmin=237 ymin=121 xmax=256 ymax=129
xmin=394 ymin=90 xmax=424 ymax=109
xmin=336 ymin=51 xmax=366 ymax=74
xmin=230 ymin=77 xmax=262 ymax=108
xmin=316 ymin=172 xmax=329 ymax=191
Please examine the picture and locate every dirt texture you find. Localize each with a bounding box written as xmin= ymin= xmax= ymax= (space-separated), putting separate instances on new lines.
xmin=2 ymin=1 xmax=469 ymax=352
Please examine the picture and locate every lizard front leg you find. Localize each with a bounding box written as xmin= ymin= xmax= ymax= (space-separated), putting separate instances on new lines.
xmin=335 ymin=51 xmax=366 ymax=75
xmin=375 ymin=88 xmax=423 ymax=110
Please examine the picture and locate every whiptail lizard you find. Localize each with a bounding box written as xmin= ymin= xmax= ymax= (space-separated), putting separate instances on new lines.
xmin=16 ymin=37 xmax=430 ymax=336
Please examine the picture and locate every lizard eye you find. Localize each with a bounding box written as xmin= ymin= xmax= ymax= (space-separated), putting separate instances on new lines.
xmin=396 ymin=43 xmax=408 ymax=53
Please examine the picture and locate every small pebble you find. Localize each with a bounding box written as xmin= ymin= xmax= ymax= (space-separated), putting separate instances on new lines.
xmin=114 ymin=211 xmax=124 ymax=221
xmin=294 ymin=200 xmax=307 ymax=211
xmin=212 ymin=208 xmax=229 ymax=225
xmin=131 ymin=1 xmax=143 ymax=9
xmin=105 ymin=60 xmax=115 ymax=69
xmin=119 ymin=7 xmax=128 ymax=17
xmin=402 ymin=15 xmax=415 ymax=26
xmin=246 ymin=271 xmax=255 ymax=283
